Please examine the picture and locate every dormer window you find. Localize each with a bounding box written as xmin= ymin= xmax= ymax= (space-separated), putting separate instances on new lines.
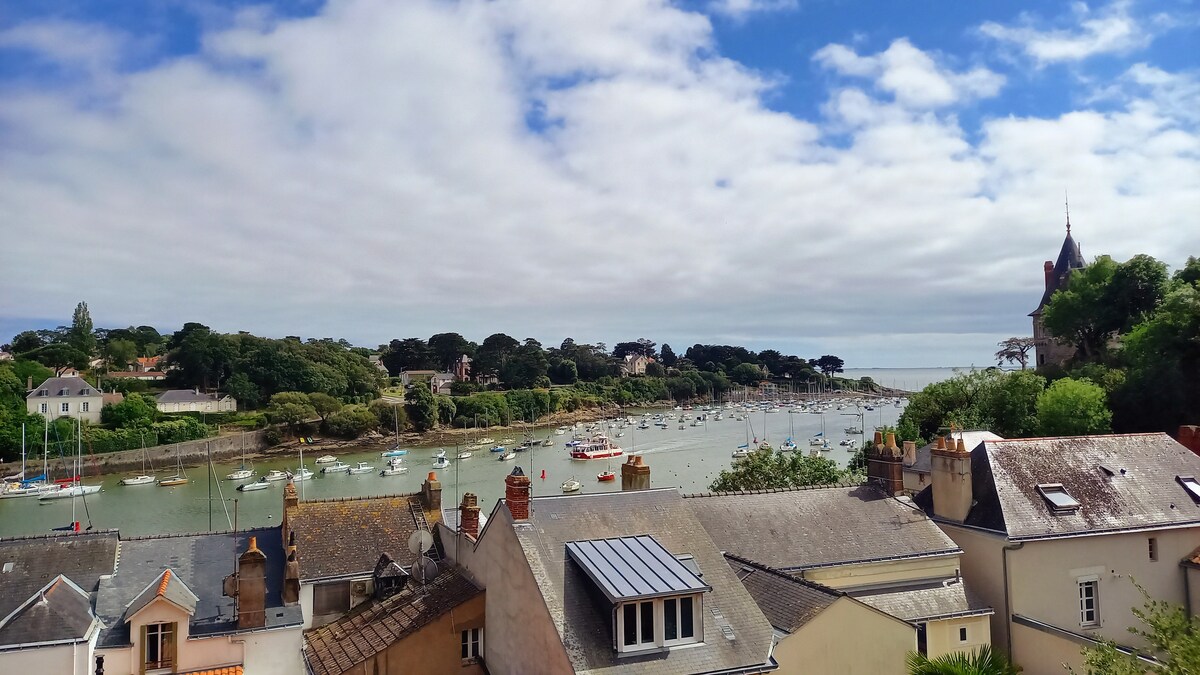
xmin=566 ymin=535 xmax=711 ymax=654
xmin=1037 ymin=484 xmax=1081 ymax=513
xmin=1177 ymin=476 xmax=1200 ymax=503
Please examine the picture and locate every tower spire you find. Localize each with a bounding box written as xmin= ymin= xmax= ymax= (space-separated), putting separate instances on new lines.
xmin=1065 ymin=191 xmax=1071 ymax=235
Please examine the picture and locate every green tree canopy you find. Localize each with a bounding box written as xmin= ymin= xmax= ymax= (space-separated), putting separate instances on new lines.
xmin=428 ymin=333 xmax=473 ymax=370
xmin=405 ymin=383 xmax=437 ymax=432
xmin=709 ymin=451 xmax=843 ymax=492
xmin=101 ymin=393 xmax=159 ymax=428
xmin=26 ymin=343 xmax=90 ymax=376
xmin=104 ymin=339 xmax=138 ymax=371
xmin=1036 ymin=377 xmax=1112 ymax=436
xmin=307 ymin=392 xmax=343 ymax=423
xmin=68 ymin=301 xmax=96 ymax=357
xmin=906 ymin=645 xmax=1020 ymax=675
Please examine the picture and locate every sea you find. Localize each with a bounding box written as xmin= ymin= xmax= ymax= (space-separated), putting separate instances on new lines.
xmin=842 ymin=367 xmax=975 ymax=393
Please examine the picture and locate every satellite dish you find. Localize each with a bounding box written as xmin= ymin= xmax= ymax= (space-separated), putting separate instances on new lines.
xmin=411 ymin=555 xmax=439 ymax=585
xmin=408 ymin=530 xmax=434 ymax=555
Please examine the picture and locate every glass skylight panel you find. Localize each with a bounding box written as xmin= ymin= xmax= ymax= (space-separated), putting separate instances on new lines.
xmin=1177 ymin=476 xmax=1200 ymax=503
xmin=1036 ymin=484 xmax=1081 ymax=513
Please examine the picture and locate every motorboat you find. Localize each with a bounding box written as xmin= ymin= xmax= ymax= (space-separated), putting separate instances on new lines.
xmin=226 ymin=468 xmax=255 ymax=481
xmin=381 ymin=449 xmax=407 ymax=458
xmin=291 ymin=467 xmax=315 ymax=481
xmin=478 ymin=437 xmax=495 ymax=445
xmin=555 ymin=427 xmax=568 ymax=435
xmin=732 ymin=446 xmax=753 ymax=460
xmin=500 ymin=437 xmax=516 ymax=444
xmin=432 ymin=456 xmax=451 ymax=470
xmin=388 ymin=456 xmax=406 ymax=467
xmin=238 ymin=478 xmax=271 ymax=492
xmin=489 ymin=445 xmax=506 ymax=453
xmin=541 ymin=438 xmax=554 ymax=447
xmin=321 ymin=461 xmax=351 ymax=474
xmin=569 ymin=435 xmax=624 ymax=461
xmin=39 ymin=483 xmax=101 ymax=500
xmin=597 ymin=470 xmax=616 ymax=482
xmin=561 ymin=478 xmax=582 ymax=493
xmin=844 ymin=426 xmax=863 ymax=435
xmin=456 ymin=450 xmax=473 ymax=460
xmin=348 ymin=462 xmax=375 ymax=475
xmin=380 ymin=465 xmax=408 ymax=476
xmin=781 ymin=441 xmax=798 ymax=452
xmin=120 ymin=475 xmax=155 ymax=486
xmin=314 ymin=455 xmax=338 ymax=464
xmin=497 ymin=450 xmax=517 ymax=461
xmin=263 ymin=469 xmax=289 ymax=482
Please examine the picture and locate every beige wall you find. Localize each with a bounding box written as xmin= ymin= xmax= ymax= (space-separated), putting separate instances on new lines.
xmin=0 ymin=637 xmax=95 ymax=675
xmin=27 ymin=395 xmax=103 ymax=424
xmin=335 ymin=592 xmax=486 ymax=675
xmin=926 ymin=614 xmax=991 ymax=659
xmin=774 ymin=597 xmax=913 ymax=675
xmin=127 ymin=600 xmax=243 ymax=674
xmin=936 ymin=524 xmax=1011 ymax=652
xmin=903 ymin=468 xmax=929 ymax=494
xmin=241 ymin=625 xmax=305 ymax=675
xmin=802 ymin=553 xmax=960 ymax=591
xmin=1011 ymin=621 xmax=1088 ymax=675
xmin=441 ymin=510 xmax=575 ymax=675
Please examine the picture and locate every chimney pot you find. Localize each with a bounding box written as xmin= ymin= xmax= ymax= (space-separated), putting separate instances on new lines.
xmin=422 ymin=472 xmax=442 ymax=511
xmin=505 ymin=467 xmax=531 ymax=520
xmin=622 ymin=453 xmax=651 ymax=491
xmin=873 ymin=430 xmax=884 ymax=448
xmin=936 ymin=436 xmax=947 ymax=450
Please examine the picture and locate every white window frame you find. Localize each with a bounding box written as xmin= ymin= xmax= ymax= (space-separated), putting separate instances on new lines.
xmin=39 ymin=403 xmax=47 ymax=414
xmin=60 ymin=402 xmax=69 ymax=413
xmin=81 ymin=402 xmax=89 ymax=412
xmin=958 ymin=626 xmax=969 ymax=644
xmin=460 ymin=627 xmax=482 ymax=664
xmin=1078 ymin=577 xmax=1100 ymax=628
xmin=616 ymin=594 xmax=702 ymax=654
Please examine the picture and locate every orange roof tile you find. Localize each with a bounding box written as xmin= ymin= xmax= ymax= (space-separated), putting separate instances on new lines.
xmin=181 ymin=667 xmax=242 ymax=675
xmin=157 ymin=569 xmax=172 ymax=597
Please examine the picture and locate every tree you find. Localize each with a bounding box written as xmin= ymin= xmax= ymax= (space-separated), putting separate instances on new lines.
xmin=1109 ymin=254 xmax=1170 ymax=333
xmin=1076 ymin=586 xmax=1200 ymax=674
xmin=995 ymin=337 xmax=1037 ymax=370
xmin=405 ymin=383 xmax=438 ymax=432
xmin=660 ymin=343 xmax=678 ymax=367
xmin=369 ymin=399 xmax=407 ymax=432
xmin=813 ymin=355 xmax=845 ymax=377
xmin=324 ymin=405 xmax=378 ymax=438
xmin=473 ymin=333 xmax=520 ymax=380
xmin=612 ymin=339 xmax=657 ymax=360
xmin=645 ymin=361 xmax=666 ymax=378
xmin=906 ymin=645 xmax=1020 ymax=675
xmin=549 ymin=359 xmax=578 ymax=385
xmin=10 ymin=331 xmax=44 ymax=355
xmin=101 ymin=393 xmax=159 ymax=428
xmin=730 ymin=362 xmax=764 ymax=387
xmin=27 ymin=343 xmax=90 ymax=375
xmin=307 ymin=392 xmax=343 ymax=424
xmin=266 ymin=392 xmax=316 ymax=433
xmin=502 ymin=339 xmax=548 ymax=389
xmin=980 ymin=370 xmax=1045 ymax=438
xmin=709 ymin=451 xmax=843 ymax=492
xmin=1174 ymin=256 xmax=1200 ymax=288
xmin=381 ymin=338 xmax=436 ymax=375
xmin=104 ymin=339 xmax=138 ymax=371
xmin=166 ymin=325 xmax=234 ymax=390
xmin=68 ymin=301 xmax=96 ymax=357
xmin=1036 ymin=377 xmax=1112 ymax=436
xmin=428 ymin=333 xmax=473 ymax=370
xmin=1042 ymin=256 xmax=1120 ymax=361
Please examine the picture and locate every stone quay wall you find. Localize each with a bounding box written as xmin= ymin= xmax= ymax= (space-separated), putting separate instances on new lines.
xmin=46 ymin=430 xmax=269 ymax=476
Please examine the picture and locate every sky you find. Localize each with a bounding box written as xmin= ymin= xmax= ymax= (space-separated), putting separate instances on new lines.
xmin=0 ymin=0 xmax=1197 ymax=367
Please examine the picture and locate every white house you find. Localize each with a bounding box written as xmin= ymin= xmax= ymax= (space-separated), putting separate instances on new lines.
xmin=25 ymin=376 xmax=103 ymax=423
xmin=156 ymin=389 xmax=237 ymax=413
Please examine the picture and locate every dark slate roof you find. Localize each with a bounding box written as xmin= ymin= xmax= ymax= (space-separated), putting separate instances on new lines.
xmin=94 ymin=527 xmax=302 ymax=648
xmin=1031 ymin=231 xmax=1085 ymax=315
xmin=916 ymin=433 xmax=1200 ymax=540
xmin=303 ymin=565 xmax=482 ymax=675
xmin=566 ymin=536 xmax=712 ymax=603
xmin=724 ymin=554 xmax=840 ymax=633
xmin=853 ymin=579 xmax=992 ymax=622
xmin=125 ymin=569 xmax=200 ymax=619
xmin=0 ymin=531 xmax=118 ymax=625
xmin=25 ymin=376 xmax=99 ymax=399
xmin=0 ymin=575 xmax=97 ymax=646
xmin=685 ymin=484 xmax=960 ymax=570
xmin=156 ymin=390 xmax=229 ymax=404
xmin=288 ymin=494 xmax=433 ymax=581
xmin=907 ymin=431 xmax=1002 ymax=475
xmin=513 ymin=487 xmax=776 ymax=675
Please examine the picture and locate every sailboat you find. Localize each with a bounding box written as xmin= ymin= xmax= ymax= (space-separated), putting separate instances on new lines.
xmin=40 ymin=419 xmax=101 ymax=500
xmin=158 ymin=446 xmax=189 ymax=487
xmin=781 ymin=412 xmax=798 ymax=452
xmin=382 ymin=413 xmax=407 ymax=457
xmin=732 ymin=418 xmax=753 ymax=460
xmin=226 ymin=433 xmax=254 ymax=481
xmin=2 ymin=424 xmax=57 ymax=497
xmin=121 ymin=434 xmax=155 ymax=485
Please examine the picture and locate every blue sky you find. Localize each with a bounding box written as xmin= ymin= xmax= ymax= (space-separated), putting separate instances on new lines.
xmin=1 ymin=0 xmax=1197 ymax=366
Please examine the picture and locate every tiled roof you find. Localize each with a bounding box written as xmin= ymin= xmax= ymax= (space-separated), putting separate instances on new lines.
xmin=288 ymin=494 xmax=434 ymax=581
xmin=25 ymin=376 xmax=99 ymax=399
xmin=853 ymin=580 xmax=992 ymax=621
xmin=685 ymin=484 xmax=960 ymax=570
xmin=0 ymin=530 xmax=118 ymax=627
xmin=916 ymin=433 xmax=1200 ymax=539
xmin=0 ymin=575 xmax=97 ymax=646
xmin=125 ymin=568 xmax=200 ymax=619
xmin=180 ymin=667 xmax=243 ymax=675
xmin=1032 ymin=231 xmax=1086 ymax=315
xmin=303 ymin=565 xmax=482 ymax=675
xmin=908 ymin=431 xmax=1003 ymax=475
xmin=513 ymin=487 xmax=775 ymax=674
xmin=724 ymin=554 xmax=840 ymax=633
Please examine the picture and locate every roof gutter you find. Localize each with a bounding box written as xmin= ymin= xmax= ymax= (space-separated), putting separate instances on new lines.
xmin=694 ymin=656 xmax=779 ymax=674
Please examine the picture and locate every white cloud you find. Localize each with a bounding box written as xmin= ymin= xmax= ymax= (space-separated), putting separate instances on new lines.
xmin=0 ymin=19 xmax=127 ymax=79
xmin=0 ymin=0 xmax=1196 ymax=366
xmin=814 ymin=39 xmax=1005 ymax=108
xmin=707 ymin=0 xmax=798 ymax=21
xmin=979 ymin=1 xmax=1161 ymax=66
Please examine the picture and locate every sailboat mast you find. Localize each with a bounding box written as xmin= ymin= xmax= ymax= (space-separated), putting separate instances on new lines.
xmin=43 ymin=416 xmax=48 ymax=478
xmin=20 ymin=423 xmax=25 ymax=479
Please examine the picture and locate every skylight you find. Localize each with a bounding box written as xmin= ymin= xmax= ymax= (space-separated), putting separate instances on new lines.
xmin=1036 ymin=484 xmax=1081 ymax=513
xmin=1177 ymin=476 xmax=1200 ymax=503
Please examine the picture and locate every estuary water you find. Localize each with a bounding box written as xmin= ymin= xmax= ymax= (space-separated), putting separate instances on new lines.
xmin=842 ymin=366 xmax=977 ymax=392
xmin=0 ymin=403 xmax=904 ymax=538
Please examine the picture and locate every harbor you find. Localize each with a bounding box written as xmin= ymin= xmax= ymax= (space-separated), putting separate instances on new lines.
xmin=0 ymin=400 xmax=904 ymax=537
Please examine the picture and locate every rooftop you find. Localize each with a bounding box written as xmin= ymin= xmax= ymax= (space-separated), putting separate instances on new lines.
xmin=156 ymin=389 xmax=230 ymax=404
xmin=303 ymin=564 xmax=482 ymax=675
xmin=1032 ymin=230 xmax=1086 ymax=315
xmin=25 ymin=376 xmax=99 ymax=399
xmin=0 ymin=530 xmax=118 ymax=627
xmin=908 ymin=431 xmax=1003 ymax=475
xmin=0 ymin=575 xmax=97 ymax=647
xmin=685 ymin=484 xmax=960 ymax=570
xmin=853 ymin=579 xmax=992 ymax=622
xmin=724 ymin=554 xmax=841 ymax=634
xmin=287 ymin=493 xmax=435 ymax=581
xmin=565 ymin=535 xmax=712 ymax=603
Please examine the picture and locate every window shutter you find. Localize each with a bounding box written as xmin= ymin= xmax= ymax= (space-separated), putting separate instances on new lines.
xmin=139 ymin=624 xmax=148 ymax=675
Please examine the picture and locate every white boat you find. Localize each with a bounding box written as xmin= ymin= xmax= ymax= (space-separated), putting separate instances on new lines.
xmin=2 ymin=481 xmax=60 ymax=497
xmin=120 ymin=475 xmax=155 ymax=486
xmin=291 ymin=467 xmax=315 ymax=481
xmin=380 ymin=465 xmax=408 ymax=476
xmin=314 ymin=455 xmax=338 ymax=464
xmin=237 ymin=478 xmax=271 ymax=492
xmin=39 ymin=484 xmax=101 ymax=500
xmin=348 ymin=462 xmax=375 ymax=475
xmin=263 ymin=469 xmax=289 ymax=482
xmin=432 ymin=456 xmax=451 ymax=470
xmin=159 ymin=447 xmax=189 ymax=487
xmin=569 ymin=435 xmax=625 ymax=461
xmin=732 ymin=445 xmax=753 ymax=460
xmin=561 ymin=478 xmax=582 ymax=493
xmin=542 ymin=438 xmax=554 ymax=447
xmin=498 ymin=450 xmax=517 ymax=461
xmin=457 ymin=450 xmax=474 ymax=460
xmin=478 ymin=437 xmax=496 ymax=445
xmin=781 ymin=441 xmax=798 ymax=452
xmin=381 ymin=449 xmax=407 ymax=458
xmin=555 ymin=427 xmax=567 ymax=435
xmin=322 ymin=461 xmax=351 ymax=474
xmin=845 ymin=426 xmax=863 ymax=435
xmin=226 ymin=468 xmax=255 ymax=481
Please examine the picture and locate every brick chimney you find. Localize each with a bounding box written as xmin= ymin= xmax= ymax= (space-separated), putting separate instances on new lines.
xmin=867 ymin=432 xmax=904 ymax=496
xmin=1044 ymin=260 xmax=1054 ymax=289
xmin=460 ymin=493 xmax=480 ymax=539
xmin=902 ymin=440 xmax=917 ymax=468
xmin=621 ymin=454 xmax=651 ymax=491
xmin=505 ymin=467 xmax=531 ymax=521
xmin=282 ymin=530 xmax=300 ymax=605
xmin=283 ymin=480 xmax=299 ymax=510
xmin=26 ymin=376 xmax=32 ymax=392
xmin=1180 ymin=426 xmax=1200 ymax=457
xmin=931 ymin=436 xmax=974 ymax=522
xmin=236 ymin=536 xmax=267 ymax=629
xmin=422 ymin=472 xmax=442 ymax=511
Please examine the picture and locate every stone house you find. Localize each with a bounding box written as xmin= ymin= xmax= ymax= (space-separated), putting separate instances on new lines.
xmin=25 ymin=376 xmax=103 ymax=423
xmin=156 ymin=389 xmax=237 ymax=413
xmin=619 ymin=353 xmax=650 ymax=376
xmin=1030 ymin=223 xmax=1085 ymax=368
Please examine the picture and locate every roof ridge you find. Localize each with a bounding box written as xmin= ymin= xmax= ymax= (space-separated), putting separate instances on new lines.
xmin=0 ymin=529 xmax=119 ymax=543
xmin=157 ymin=569 xmax=172 ymax=597
xmin=122 ymin=526 xmax=275 ymax=541
xmin=722 ymin=552 xmax=843 ymax=597
xmin=682 ymin=479 xmax=865 ymax=498
xmin=298 ymin=492 xmax=420 ymax=505
xmin=989 ymin=432 xmax=1167 ymax=443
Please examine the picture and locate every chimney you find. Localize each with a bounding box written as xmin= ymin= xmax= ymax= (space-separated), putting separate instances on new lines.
xmin=505 ymin=467 xmax=531 ymax=521
xmin=26 ymin=376 xmax=32 ymax=392
xmin=1179 ymin=426 xmax=1200 ymax=457
xmin=902 ymin=440 xmax=917 ymax=467
xmin=1044 ymin=260 xmax=1054 ymax=289
xmin=460 ymin=493 xmax=480 ymax=539
xmin=236 ymin=536 xmax=267 ymax=629
xmin=282 ymin=534 xmax=300 ymax=605
xmin=621 ymin=454 xmax=651 ymax=491
xmin=931 ymin=436 xmax=974 ymax=522
xmin=422 ymin=472 xmax=442 ymax=511
xmin=866 ymin=432 xmax=904 ymax=495
xmin=283 ymin=480 xmax=299 ymax=510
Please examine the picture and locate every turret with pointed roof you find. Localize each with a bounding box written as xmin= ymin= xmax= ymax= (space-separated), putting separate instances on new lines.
xmin=1031 ymin=214 xmax=1086 ymax=367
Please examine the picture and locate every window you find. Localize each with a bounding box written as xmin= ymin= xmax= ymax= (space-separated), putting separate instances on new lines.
xmin=1079 ymin=579 xmax=1100 ymax=627
xmin=81 ymin=402 xmax=89 ymax=412
xmin=916 ymin=623 xmax=928 ymax=655
xmin=39 ymin=403 xmax=47 ymax=414
xmin=143 ymin=622 xmax=175 ymax=670
xmin=313 ymin=580 xmax=351 ymax=616
xmin=617 ymin=596 xmax=701 ymax=652
xmin=460 ymin=627 xmax=482 ymax=663
xmin=1037 ymin=484 xmax=1081 ymax=513
xmin=958 ymin=626 xmax=968 ymax=643
xmin=1177 ymin=476 xmax=1200 ymax=503
xmin=60 ymin=402 xmax=69 ymax=413
xmin=1149 ymin=537 xmax=1159 ymax=562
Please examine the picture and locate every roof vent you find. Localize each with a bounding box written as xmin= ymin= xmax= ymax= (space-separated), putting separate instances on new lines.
xmin=2 ymin=562 xmax=13 ymax=573
xmin=1036 ymin=484 xmax=1081 ymax=513
xmin=1099 ymin=464 xmax=1116 ymax=477
xmin=1177 ymin=476 xmax=1200 ymax=503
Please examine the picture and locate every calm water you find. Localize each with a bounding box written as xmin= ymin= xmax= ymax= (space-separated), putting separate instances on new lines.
xmin=842 ymin=367 xmax=974 ymax=392
xmin=0 ymin=403 xmax=904 ymax=538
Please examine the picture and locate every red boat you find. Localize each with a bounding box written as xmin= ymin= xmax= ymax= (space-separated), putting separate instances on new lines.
xmin=597 ymin=470 xmax=616 ymax=482
xmin=569 ymin=435 xmax=625 ymax=461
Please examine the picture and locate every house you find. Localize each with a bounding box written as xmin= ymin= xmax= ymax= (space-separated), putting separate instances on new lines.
xmin=452 ymin=354 xmax=471 ymax=382
xmin=399 ymin=370 xmax=455 ymax=395
xmin=367 ymin=354 xmax=389 ymax=376
xmin=1030 ymin=221 xmax=1086 ymax=368
xmin=439 ymin=464 xmax=778 ymax=674
xmin=398 ymin=369 xmax=436 ymax=387
xmin=0 ymin=351 xmax=13 ymax=362
xmin=726 ymin=553 xmax=916 ymax=675
xmin=106 ymin=371 xmax=168 ymax=381
xmin=25 ymin=376 xmax=103 ymax=423
xmin=685 ymin=434 xmax=993 ymax=661
xmin=902 ymin=430 xmax=1003 ymax=494
xmin=280 ymin=477 xmax=444 ymax=630
xmin=156 ymin=389 xmax=237 ymax=413
xmin=132 ymin=356 xmax=161 ymax=373
xmin=619 ymin=353 xmax=650 ymax=376
xmin=913 ymin=432 xmax=1200 ymax=674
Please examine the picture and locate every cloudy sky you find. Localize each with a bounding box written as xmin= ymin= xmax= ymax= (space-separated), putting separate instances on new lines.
xmin=1 ymin=0 xmax=1197 ymax=367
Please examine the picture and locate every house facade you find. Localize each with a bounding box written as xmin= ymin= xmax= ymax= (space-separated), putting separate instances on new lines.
xmin=25 ymin=376 xmax=103 ymax=423
xmin=156 ymin=390 xmax=237 ymax=413
xmin=619 ymin=353 xmax=650 ymax=376
xmin=915 ymin=432 xmax=1200 ymax=674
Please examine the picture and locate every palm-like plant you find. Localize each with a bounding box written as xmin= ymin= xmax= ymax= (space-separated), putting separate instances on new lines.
xmin=906 ymin=646 xmax=1022 ymax=675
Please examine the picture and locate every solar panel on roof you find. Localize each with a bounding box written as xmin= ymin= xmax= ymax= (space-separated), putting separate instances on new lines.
xmin=565 ymin=535 xmax=711 ymax=604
